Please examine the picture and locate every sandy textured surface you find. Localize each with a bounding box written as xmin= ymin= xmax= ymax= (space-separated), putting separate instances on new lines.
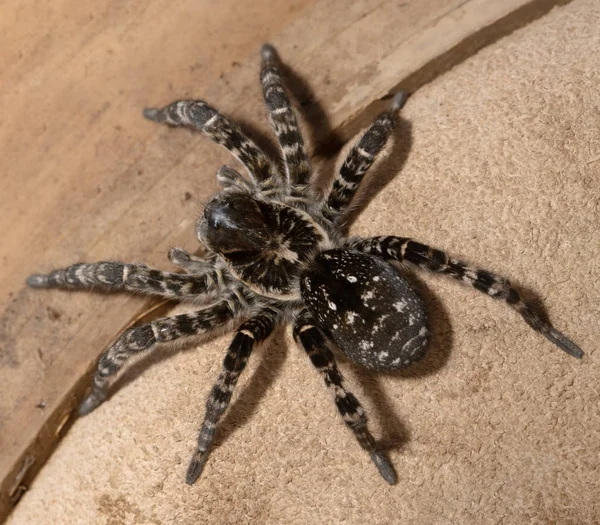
xmin=7 ymin=0 xmax=599 ymax=523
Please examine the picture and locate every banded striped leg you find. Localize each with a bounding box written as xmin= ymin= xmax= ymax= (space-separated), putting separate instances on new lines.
xmin=143 ymin=100 xmax=275 ymax=185
xmin=27 ymin=261 xmax=224 ymax=301
xmin=186 ymin=308 xmax=279 ymax=484
xmin=322 ymin=92 xmax=408 ymax=223
xmin=260 ymin=44 xmax=311 ymax=189
xmin=80 ymin=294 xmax=247 ymax=416
xmin=293 ymin=311 xmax=397 ymax=485
xmin=350 ymin=236 xmax=584 ymax=358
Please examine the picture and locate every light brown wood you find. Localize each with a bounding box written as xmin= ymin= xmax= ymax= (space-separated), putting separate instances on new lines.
xmin=0 ymin=0 xmax=572 ymax=519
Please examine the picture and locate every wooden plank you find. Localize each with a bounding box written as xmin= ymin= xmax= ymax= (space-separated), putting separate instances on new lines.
xmin=0 ymin=0 xmax=573 ymax=519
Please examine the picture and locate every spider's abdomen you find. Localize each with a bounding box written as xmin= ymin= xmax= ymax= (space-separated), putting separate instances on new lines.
xmin=301 ymin=249 xmax=429 ymax=370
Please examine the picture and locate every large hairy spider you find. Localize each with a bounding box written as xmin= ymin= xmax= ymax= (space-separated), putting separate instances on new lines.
xmin=28 ymin=44 xmax=583 ymax=485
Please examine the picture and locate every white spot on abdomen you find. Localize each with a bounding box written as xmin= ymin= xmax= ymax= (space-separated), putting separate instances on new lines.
xmin=393 ymin=300 xmax=407 ymax=312
xmin=359 ymin=340 xmax=374 ymax=350
xmin=346 ymin=311 xmax=358 ymax=325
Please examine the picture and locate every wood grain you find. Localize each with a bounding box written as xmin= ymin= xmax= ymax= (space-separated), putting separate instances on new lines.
xmin=0 ymin=0 xmax=572 ymax=519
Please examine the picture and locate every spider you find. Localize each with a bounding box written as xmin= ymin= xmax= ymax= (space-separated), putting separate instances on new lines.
xmin=27 ymin=44 xmax=583 ymax=485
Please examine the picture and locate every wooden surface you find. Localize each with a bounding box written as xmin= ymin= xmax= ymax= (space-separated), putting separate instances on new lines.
xmin=0 ymin=0 xmax=572 ymax=519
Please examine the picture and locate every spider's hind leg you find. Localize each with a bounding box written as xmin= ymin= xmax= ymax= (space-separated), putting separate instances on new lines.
xmin=186 ymin=307 xmax=279 ymax=484
xmin=351 ymin=236 xmax=584 ymax=359
xmin=293 ymin=310 xmax=397 ymax=485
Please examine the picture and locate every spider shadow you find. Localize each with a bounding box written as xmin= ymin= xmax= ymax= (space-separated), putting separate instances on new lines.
xmin=335 ymin=269 xmax=454 ymax=454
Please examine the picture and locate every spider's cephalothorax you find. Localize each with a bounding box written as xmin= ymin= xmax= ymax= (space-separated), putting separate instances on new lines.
xmin=27 ymin=44 xmax=583 ymax=486
xmin=198 ymin=189 xmax=331 ymax=299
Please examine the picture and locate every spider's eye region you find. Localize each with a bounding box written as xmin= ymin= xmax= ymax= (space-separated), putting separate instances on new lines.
xmin=204 ymin=208 xmax=221 ymax=231
xmin=197 ymin=194 xmax=272 ymax=254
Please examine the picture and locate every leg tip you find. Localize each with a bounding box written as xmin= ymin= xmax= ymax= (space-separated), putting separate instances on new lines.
xmin=544 ymin=328 xmax=584 ymax=359
xmin=186 ymin=452 xmax=209 ymax=485
xmin=26 ymin=274 xmax=49 ymax=288
xmin=143 ymin=107 xmax=164 ymax=123
xmin=370 ymin=451 xmax=398 ymax=485
xmin=260 ymin=43 xmax=279 ymax=65
xmin=389 ymin=91 xmax=409 ymax=112
xmin=78 ymin=392 xmax=105 ymax=416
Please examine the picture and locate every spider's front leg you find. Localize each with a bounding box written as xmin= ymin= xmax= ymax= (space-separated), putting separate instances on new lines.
xmin=27 ymin=260 xmax=223 ymax=300
xmin=350 ymin=236 xmax=584 ymax=358
xmin=143 ymin=99 xmax=276 ymax=185
xmin=80 ymin=292 xmax=248 ymax=415
xmin=186 ymin=307 xmax=279 ymax=484
xmin=321 ymin=92 xmax=408 ymax=224
xmin=293 ymin=310 xmax=397 ymax=485
xmin=260 ymin=44 xmax=311 ymax=189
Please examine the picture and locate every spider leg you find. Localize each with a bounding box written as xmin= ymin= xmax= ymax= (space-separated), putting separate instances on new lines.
xmin=80 ymin=292 xmax=249 ymax=416
xmin=350 ymin=236 xmax=584 ymax=359
xmin=143 ymin=100 xmax=276 ymax=185
xmin=27 ymin=261 xmax=225 ymax=301
xmin=293 ymin=310 xmax=397 ymax=485
xmin=260 ymin=44 xmax=311 ymax=190
xmin=186 ymin=307 xmax=279 ymax=484
xmin=322 ymin=92 xmax=408 ymax=224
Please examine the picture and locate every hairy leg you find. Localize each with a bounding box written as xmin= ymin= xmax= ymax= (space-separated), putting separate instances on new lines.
xmin=27 ymin=261 xmax=223 ymax=301
xmin=80 ymin=292 xmax=248 ymax=415
xmin=143 ymin=100 xmax=275 ymax=185
xmin=321 ymin=92 xmax=407 ymax=224
xmin=350 ymin=236 xmax=583 ymax=358
xmin=186 ymin=307 xmax=279 ymax=484
xmin=293 ymin=310 xmax=397 ymax=485
xmin=260 ymin=44 xmax=311 ymax=189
